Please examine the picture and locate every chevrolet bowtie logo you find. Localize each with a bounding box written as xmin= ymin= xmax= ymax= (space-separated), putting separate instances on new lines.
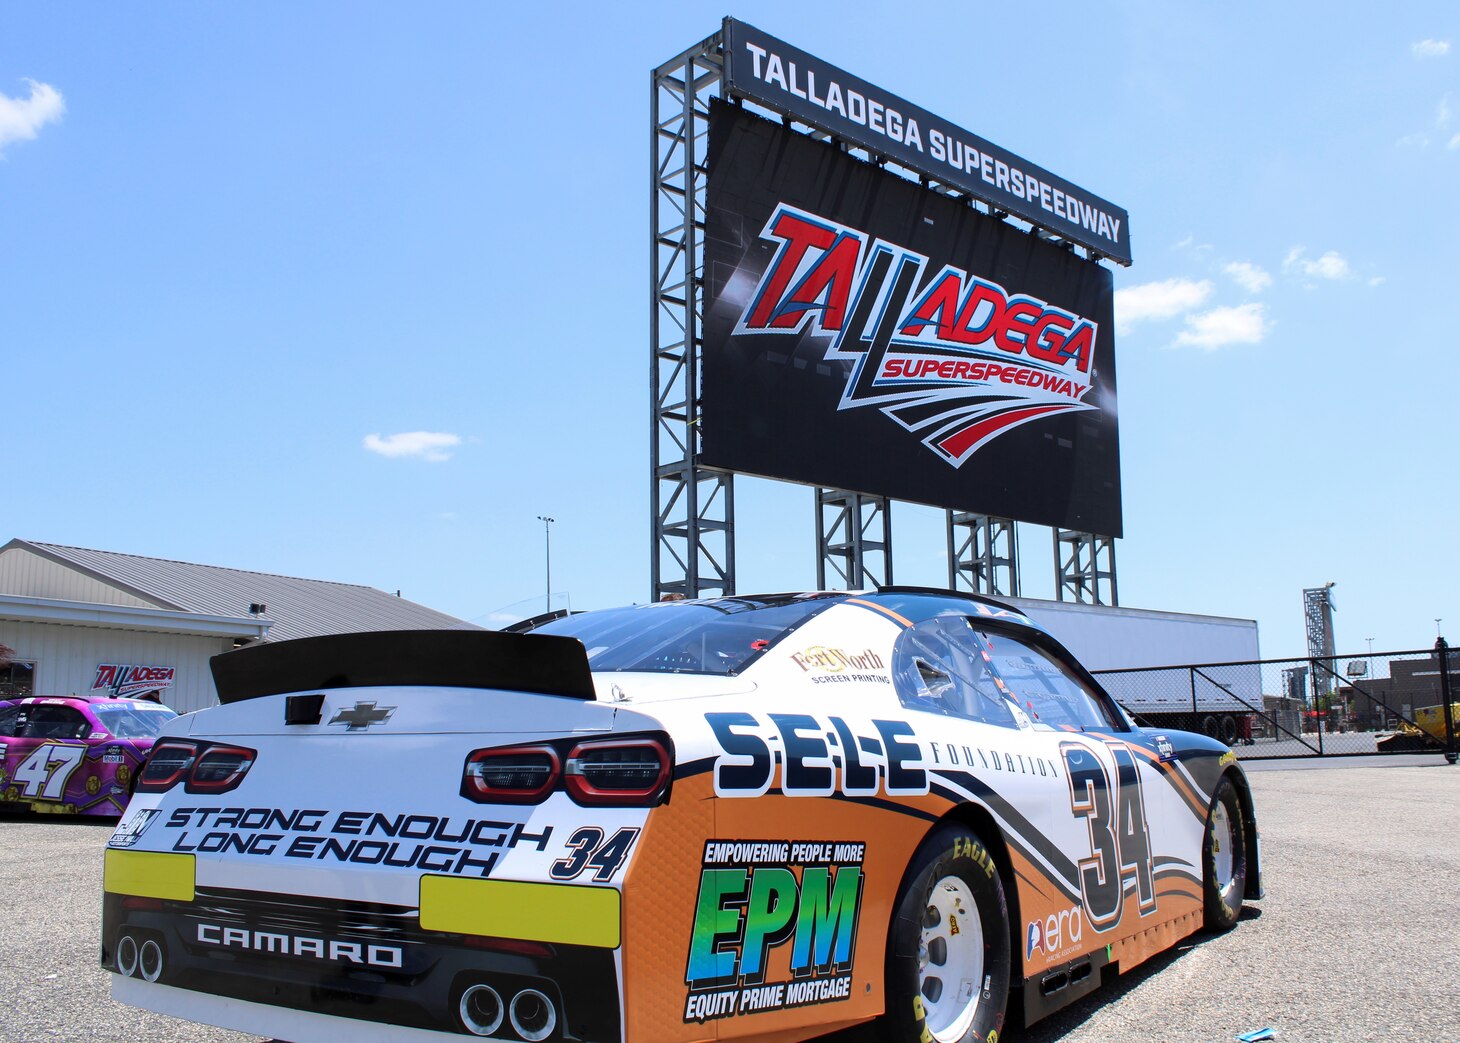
xmin=328 ymin=701 xmax=396 ymax=731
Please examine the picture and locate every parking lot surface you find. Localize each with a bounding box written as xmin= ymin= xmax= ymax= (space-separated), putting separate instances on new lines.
xmin=2 ymin=762 xmax=1456 ymax=1042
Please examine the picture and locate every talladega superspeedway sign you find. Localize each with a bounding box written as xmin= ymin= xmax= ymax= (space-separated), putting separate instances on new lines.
xmin=721 ymin=18 xmax=1131 ymax=266
xmin=701 ymin=100 xmax=1122 ymax=537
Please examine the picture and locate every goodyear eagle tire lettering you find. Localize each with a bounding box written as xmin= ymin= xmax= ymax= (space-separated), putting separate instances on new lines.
xmin=1202 ymin=775 xmax=1247 ymax=931
xmin=883 ymin=826 xmax=1009 ymax=1043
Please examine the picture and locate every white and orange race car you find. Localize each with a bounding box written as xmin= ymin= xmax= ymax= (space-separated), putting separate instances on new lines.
xmin=102 ymin=589 xmax=1261 ymax=1043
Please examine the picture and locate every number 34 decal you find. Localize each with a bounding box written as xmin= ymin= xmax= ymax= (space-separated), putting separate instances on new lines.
xmin=549 ymin=826 xmax=641 ymax=882
xmin=1060 ymin=740 xmax=1157 ymax=930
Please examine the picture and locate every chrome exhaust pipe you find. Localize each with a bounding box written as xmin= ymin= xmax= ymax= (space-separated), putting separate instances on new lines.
xmin=115 ymin=934 xmax=139 ymax=977
xmin=457 ymin=983 xmax=505 ymax=1037
xmin=509 ymin=988 xmax=557 ymax=1042
xmin=139 ymin=938 xmax=164 ymax=982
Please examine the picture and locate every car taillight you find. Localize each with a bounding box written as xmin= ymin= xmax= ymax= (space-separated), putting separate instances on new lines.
xmin=189 ymin=745 xmax=256 ymax=793
xmin=462 ymin=745 xmax=560 ymax=804
xmin=460 ymin=734 xmax=674 ymax=807
xmin=564 ymin=738 xmax=671 ymax=807
xmin=137 ymin=741 xmax=198 ymax=791
xmin=136 ymin=740 xmax=256 ymax=794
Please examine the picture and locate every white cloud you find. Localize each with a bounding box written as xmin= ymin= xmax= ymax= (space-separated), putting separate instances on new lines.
xmin=1172 ymin=304 xmax=1270 ymax=350
xmin=362 ymin=431 xmax=462 ymax=462
xmin=0 ymin=79 xmax=65 ymax=155
xmin=1438 ymin=94 xmax=1454 ymax=128
xmin=1413 ymin=39 xmax=1451 ymax=58
xmin=1397 ymin=132 xmax=1431 ymax=148
xmin=1223 ymin=261 xmax=1273 ymax=294
xmin=1368 ymin=276 xmax=1387 ymax=287
xmin=1283 ymin=246 xmax=1352 ymax=282
xmin=1172 ymin=234 xmax=1213 ymax=256
xmin=1113 ymin=278 xmax=1213 ymax=333
xmin=1450 ymin=132 xmax=1460 ymax=151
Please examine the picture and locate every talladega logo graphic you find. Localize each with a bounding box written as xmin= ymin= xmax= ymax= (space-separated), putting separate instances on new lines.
xmin=91 ymin=663 xmax=176 ymax=699
xmin=735 ymin=204 xmax=1100 ymax=466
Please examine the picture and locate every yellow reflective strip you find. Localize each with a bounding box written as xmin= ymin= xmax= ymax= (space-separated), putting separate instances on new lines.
xmin=103 ymin=850 xmax=195 ymax=902
xmin=845 ymin=598 xmax=913 ymax=628
xmin=419 ymin=877 xmax=620 ymax=949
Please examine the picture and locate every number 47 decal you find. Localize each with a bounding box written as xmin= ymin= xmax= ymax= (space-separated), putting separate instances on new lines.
xmin=1059 ymin=740 xmax=1157 ymax=931
xmin=13 ymin=743 xmax=87 ymax=800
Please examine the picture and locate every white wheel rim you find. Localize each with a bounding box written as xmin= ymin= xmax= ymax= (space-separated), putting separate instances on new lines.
xmin=918 ymin=874 xmax=984 ymax=1042
xmin=1211 ymin=800 xmax=1238 ymax=902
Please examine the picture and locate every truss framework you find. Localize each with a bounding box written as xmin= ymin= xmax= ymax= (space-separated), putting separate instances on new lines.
xmin=650 ymin=31 xmax=733 ymax=600
xmin=948 ymin=513 xmax=1020 ymax=597
xmin=649 ymin=28 xmax=1116 ymax=602
xmin=816 ymin=489 xmax=892 ymax=591
xmin=1054 ymin=529 xmax=1117 ymax=605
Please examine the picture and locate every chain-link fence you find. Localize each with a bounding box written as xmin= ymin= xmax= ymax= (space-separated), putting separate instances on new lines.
xmin=1094 ymin=639 xmax=1460 ymax=761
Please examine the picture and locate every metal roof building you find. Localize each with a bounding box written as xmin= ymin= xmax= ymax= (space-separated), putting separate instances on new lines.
xmin=0 ymin=539 xmax=477 ymax=713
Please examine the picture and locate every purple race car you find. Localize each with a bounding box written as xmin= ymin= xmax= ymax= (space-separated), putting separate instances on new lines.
xmin=0 ymin=696 xmax=177 ymax=816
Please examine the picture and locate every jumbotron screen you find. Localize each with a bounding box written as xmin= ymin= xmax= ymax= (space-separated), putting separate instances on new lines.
xmin=701 ymin=100 xmax=1122 ymax=537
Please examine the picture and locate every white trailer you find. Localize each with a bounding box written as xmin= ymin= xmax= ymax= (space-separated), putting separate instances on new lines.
xmin=1006 ymin=597 xmax=1263 ymax=744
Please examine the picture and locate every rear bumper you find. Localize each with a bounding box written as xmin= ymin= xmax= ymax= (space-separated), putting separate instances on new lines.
xmin=101 ymin=888 xmax=621 ymax=1041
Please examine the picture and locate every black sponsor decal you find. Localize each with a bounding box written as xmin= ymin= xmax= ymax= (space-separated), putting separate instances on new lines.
xmin=158 ymin=807 xmax=552 ymax=878
xmin=705 ymin=712 xmax=928 ymax=798
xmin=927 ymin=742 xmax=1061 ymax=778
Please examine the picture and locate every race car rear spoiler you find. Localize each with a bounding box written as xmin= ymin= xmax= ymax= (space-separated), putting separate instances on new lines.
xmin=210 ymin=630 xmax=596 ymax=704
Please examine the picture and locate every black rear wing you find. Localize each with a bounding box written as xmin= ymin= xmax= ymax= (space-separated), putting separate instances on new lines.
xmin=210 ymin=630 xmax=596 ymax=704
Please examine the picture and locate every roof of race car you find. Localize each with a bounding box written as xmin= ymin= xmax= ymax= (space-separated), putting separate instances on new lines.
xmin=11 ymin=695 xmax=174 ymax=708
xmin=532 ymin=589 xmax=1048 ymax=676
xmin=206 ymin=590 xmax=1049 ymax=704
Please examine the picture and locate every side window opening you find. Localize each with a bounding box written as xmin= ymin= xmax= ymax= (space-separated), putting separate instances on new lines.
xmin=892 ymin=617 xmax=1016 ymax=728
xmin=22 ymin=705 xmax=90 ymax=741
xmin=983 ymin=633 xmax=1118 ymax=731
xmin=892 ymin=616 xmax=1120 ymax=732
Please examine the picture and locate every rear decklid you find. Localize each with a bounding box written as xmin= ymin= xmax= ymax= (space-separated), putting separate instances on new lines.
xmin=116 ymin=630 xmax=663 ymax=903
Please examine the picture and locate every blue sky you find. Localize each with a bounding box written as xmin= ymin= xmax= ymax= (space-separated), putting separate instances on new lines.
xmin=3 ymin=3 xmax=1456 ymax=659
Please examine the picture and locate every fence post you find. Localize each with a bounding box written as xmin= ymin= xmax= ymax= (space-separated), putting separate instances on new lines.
xmin=1310 ymin=659 xmax=1324 ymax=756
xmin=1439 ymin=637 xmax=1457 ymax=765
xmin=1189 ymin=667 xmax=1197 ymax=726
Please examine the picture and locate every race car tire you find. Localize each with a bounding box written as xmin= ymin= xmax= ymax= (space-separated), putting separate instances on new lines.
xmin=1202 ymin=776 xmax=1247 ymax=932
xmin=883 ymin=825 xmax=1010 ymax=1043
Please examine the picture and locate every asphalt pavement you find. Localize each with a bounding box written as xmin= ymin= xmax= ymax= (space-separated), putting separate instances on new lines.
xmin=3 ymin=760 xmax=1457 ymax=1042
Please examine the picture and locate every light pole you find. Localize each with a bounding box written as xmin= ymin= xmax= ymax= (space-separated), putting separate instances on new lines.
xmin=537 ymin=515 xmax=555 ymax=615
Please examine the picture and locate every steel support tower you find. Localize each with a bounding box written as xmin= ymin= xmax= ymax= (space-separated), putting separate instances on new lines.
xmin=1303 ymin=583 xmax=1337 ymax=709
xmin=948 ymin=513 xmax=1019 ymax=597
xmin=1054 ymin=529 xmax=1117 ymax=605
xmin=650 ymin=31 xmax=733 ymax=600
xmin=1303 ymin=584 xmax=1337 ymax=661
xmin=816 ymin=489 xmax=892 ymax=590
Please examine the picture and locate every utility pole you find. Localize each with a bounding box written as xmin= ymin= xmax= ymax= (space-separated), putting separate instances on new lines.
xmin=537 ymin=515 xmax=555 ymax=615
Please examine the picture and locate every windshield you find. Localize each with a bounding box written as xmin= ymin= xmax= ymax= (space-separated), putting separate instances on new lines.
xmin=90 ymin=703 xmax=178 ymax=739
xmin=534 ymin=595 xmax=839 ymax=675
